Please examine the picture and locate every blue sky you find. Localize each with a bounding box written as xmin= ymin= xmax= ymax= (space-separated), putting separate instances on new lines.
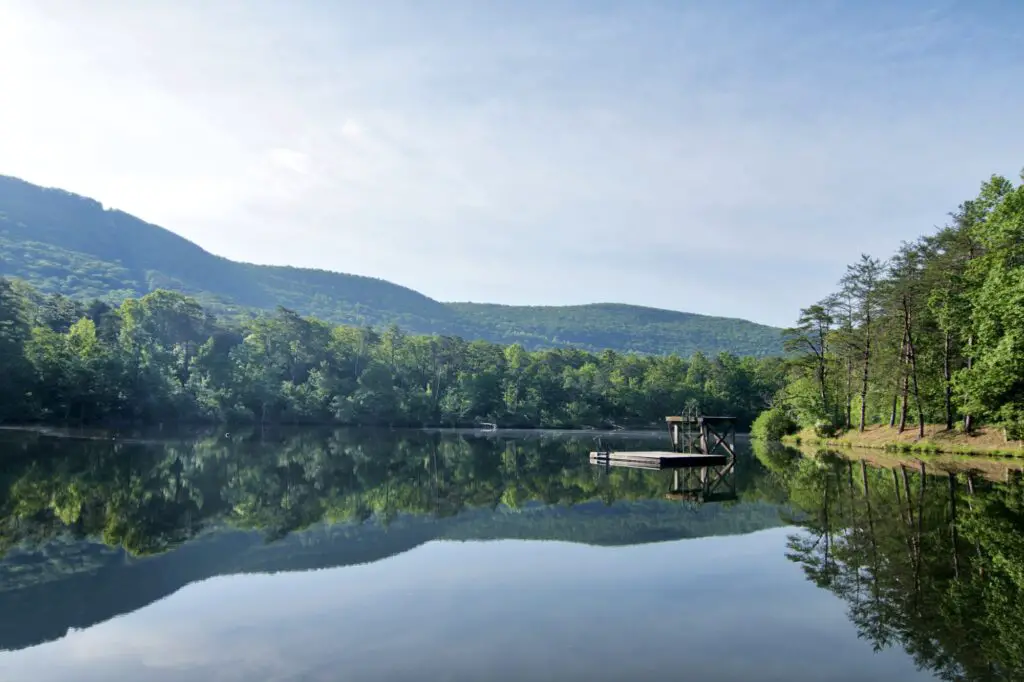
xmin=1 ymin=0 xmax=1022 ymax=326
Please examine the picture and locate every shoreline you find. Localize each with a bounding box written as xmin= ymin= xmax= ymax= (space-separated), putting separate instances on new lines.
xmin=782 ymin=424 xmax=1024 ymax=458
xmin=782 ymin=442 xmax=1024 ymax=483
xmin=0 ymin=423 xmax=725 ymax=443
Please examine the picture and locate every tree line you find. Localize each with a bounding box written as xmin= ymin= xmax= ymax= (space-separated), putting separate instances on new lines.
xmin=772 ymin=170 xmax=1024 ymax=439
xmin=0 ymin=278 xmax=785 ymax=429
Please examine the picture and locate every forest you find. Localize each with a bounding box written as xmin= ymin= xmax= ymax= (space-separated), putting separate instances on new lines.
xmin=0 ymin=278 xmax=785 ymax=429
xmin=768 ymin=170 xmax=1024 ymax=440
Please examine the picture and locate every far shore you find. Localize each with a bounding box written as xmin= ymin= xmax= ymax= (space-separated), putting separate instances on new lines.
xmin=1 ymin=423 xmax=735 ymax=444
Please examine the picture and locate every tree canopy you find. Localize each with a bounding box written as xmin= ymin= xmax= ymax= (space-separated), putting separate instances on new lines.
xmin=0 ymin=279 xmax=786 ymax=429
xmin=773 ymin=170 xmax=1024 ymax=439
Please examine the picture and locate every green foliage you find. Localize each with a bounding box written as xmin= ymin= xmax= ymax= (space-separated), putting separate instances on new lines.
xmin=812 ymin=420 xmax=842 ymax=439
xmin=954 ymin=178 xmax=1024 ymax=436
xmin=776 ymin=168 xmax=1024 ymax=437
xmin=0 ymin=175 xmax=783 ymax=357
xmin=0 ymin=279 xmax=34 ymax=421
xmin=750 ymin=405 xmax=796 ymax=441
xmin=0 ymin=279 xmax=785 ymax=429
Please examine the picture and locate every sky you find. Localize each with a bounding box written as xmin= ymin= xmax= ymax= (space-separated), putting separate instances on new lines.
xmin=0 ymin=1 xmax=1022 ymax=327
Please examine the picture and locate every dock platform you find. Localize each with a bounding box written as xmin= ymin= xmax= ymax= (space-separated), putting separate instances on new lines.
xmin=589 ymin=450 xmax=729 ymax=470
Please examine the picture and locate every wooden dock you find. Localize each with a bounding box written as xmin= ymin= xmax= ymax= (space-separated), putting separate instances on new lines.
xmin=666 ymin=412 xmax=737 ymax=457
xmin=589 ymin=450 xmax=729 ymax=469
xmin=590 ymin=408 xmax=736 ymax=476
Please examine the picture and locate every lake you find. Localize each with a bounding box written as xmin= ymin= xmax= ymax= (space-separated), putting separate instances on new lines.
xmin=0 ymin=428 xmax=1020 ymax=681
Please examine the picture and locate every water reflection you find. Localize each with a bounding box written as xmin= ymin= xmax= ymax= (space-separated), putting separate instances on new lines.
xmin=756 ymin=444 xmax=1024 ymax=681
xmin=0 ymin=429 xmax=1021 ymax=680
xmin=0 ymin=428 xmax=782 ymax=655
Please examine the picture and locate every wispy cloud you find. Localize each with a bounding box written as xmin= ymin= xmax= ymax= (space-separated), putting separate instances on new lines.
xmin=0 ymin=0 xmax=1021 ymax=325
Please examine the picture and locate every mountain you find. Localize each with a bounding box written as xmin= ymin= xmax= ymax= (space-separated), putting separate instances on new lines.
xmin=0 ymin=175 xmax=473 ymax=336
xmin=448 ymin=302 xmax=781 ymax=357
xmin=0 ymin=175 xmax=783 ymax=356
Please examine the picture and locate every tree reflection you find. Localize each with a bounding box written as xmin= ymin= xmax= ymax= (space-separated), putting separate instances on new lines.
xmin=763 ymin=441 xmax=1024 ymax=681
xmin=8 ymin=432 xmax=1022 ymax=679
xmin=0 ymin=430 xmax=784 ymax=561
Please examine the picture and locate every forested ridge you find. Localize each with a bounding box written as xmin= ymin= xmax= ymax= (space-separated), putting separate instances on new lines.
xmin=0 ymin=174 xmax=782 ymax=357
xmin=446 ymin=302 xmax=781 ymax=356
xmin=765 ymin=170 xmax=1024 ymax=441
xmin=0 ymin=278 xmax=785 ymax=428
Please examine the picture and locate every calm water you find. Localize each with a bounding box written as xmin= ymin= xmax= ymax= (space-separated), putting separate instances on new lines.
xmin=0 ymin=428 xmax=1021 ymax=681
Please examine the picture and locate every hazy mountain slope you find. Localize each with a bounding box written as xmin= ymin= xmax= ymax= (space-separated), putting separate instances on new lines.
xmin=0 ymin=174 xmax=782 ymax=355
xmin=0 ymin=175 xmax=473 ymax=334
xmin=449 ymin=302 xmax=783 ymax=357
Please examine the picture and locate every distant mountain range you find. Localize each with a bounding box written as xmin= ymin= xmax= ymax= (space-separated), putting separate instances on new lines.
xmin=0 ymin=175 xmax=783 ymax=356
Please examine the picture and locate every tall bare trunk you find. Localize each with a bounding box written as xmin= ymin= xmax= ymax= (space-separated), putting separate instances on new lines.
xmin=899 ymin=306 xmax=911 ymax=433
xmin=963 ymin=335 xmax=974 ymax=433
xmin=888 ymin=323 xmax=905 ymax=425
xmin=859 ymin=314 xmax=871 ymax=432
xmin=943 ymin=332 xmax=953 ymax=430
xmin=818 ymin=356 xmax=828 ymax=416
xmin=908 ymin=323 xmax=925 ymax=439
xmin=898 ymin=372 xmax=910 ymax=433
xmin=845 ymin=356 xmax=853 ymax=430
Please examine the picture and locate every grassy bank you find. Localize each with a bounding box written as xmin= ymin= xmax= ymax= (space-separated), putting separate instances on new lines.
xmin=782 ymin=424 xmax=1024 ymax=457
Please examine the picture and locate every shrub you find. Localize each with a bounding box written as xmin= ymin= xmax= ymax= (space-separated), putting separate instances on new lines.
xmin=752 ymin=406 xmax=797 ymax=441
xmin=813 ymin=420 xmax=842 ymax=439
